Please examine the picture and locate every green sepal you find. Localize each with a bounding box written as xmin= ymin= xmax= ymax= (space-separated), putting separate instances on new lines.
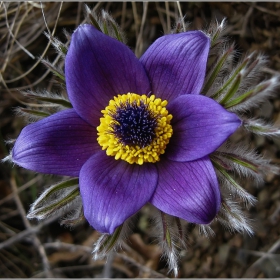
xmin=213 ymin=160 xmax=244 ymax=190
xmin=88 ymin=13 xmax=102 ymax=32
xmin=60 ymin=206 xmax=85 ymax=227
xmin=42 ymin=60 xmax=65 ymax=82
xmin=212 ymin=160 xmax=256 ymax=205
xmin=110 ymin=20 xmax=123 ymax=42
xmin=210 ymin=154 xmax=232 ymax=170
xmin=218 ymin=200 xmax=254 ymax=236
xmin=26 ymin=93 xmax=72 ymax=108
xmin=20 ymin=108 xmax=50 ymax=117
xmin=203 ymin=47 xmax=233 ymax=94
xmin=210 ymin=22 xmax=224 ymax=47
xmin=211 ymin=57 xmax=249 ymax=100
xmin=102 ymin=19 xmax=109 ymax=35
xmin=209 ymin=40 xmax=222 ymax=52
xmin=219 ymin=74 xmax=242 ymax=105
xmin=159 ymin=212 xmax=182 ymax=277
xmin=224 ymin=82 xmax=269 ymax=109
xmin=56 ymin=42 xmax=68 ymax=56
xmin=175 ymin=217 xmax=183 ymax=241
xmin=28 ymin=186 xmax=80 ymax=219
xmin=34 ymin=178 xmax=79 ymax=208
xmin=174 ymin=22 xmax=182 ymax=34
xmin=44 ymin=32 xmax=68 ymax=55
xmin=85 ymin=7 xmax=125 ymax=43
xmin=243 ymin=120 xmax=280 ymax=135
xmin=221 ymin=201 xmax=244 ymax=223
xmin=94 ymin=225 xmax=123 ymax=257
xmin=214 ymin=153 xmax=259 ymax=173
xmin=161 ymin=212 xmax=172 ymax=249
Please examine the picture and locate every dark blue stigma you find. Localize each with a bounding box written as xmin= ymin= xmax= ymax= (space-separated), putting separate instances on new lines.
xmin=111 ymin=100 xmax=158 ymax=148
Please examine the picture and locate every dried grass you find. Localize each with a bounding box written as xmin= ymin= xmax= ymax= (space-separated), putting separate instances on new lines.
xmin=1 ymin=2 xmax=280 ymax=277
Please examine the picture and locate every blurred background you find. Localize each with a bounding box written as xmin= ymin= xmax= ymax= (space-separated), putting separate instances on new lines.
xmin=1 ymin=2 xmax=280 ymax=277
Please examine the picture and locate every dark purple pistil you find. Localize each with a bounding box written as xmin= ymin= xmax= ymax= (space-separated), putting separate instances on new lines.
xmin=111 ymin=100 xmax=158 ymax=148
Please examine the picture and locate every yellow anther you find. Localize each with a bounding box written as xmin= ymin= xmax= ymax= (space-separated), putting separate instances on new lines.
xmin=97 ymin=93 xmax=173 ymax=165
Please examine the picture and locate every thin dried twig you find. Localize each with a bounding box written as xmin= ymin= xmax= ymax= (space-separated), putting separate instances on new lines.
xmin=243 ymin=239 xmax=280 ymax=277
xmin=43 ymin=241 xmax=166 ymax=278
xmin=253 ymin=4 xmax=280 ymax=17
xmin=135 ymin=2 xmax=148 ymax=57
xmin=131 ymin=2 xmax=139 ymax=40
xmin=155 ymin=2 xmax=167 ymax=34
xmin=176 ymin=1 xmax=185 ymax=32
xmin=9 ymin=176 xmax=52 ymax=277
xmin=2 ymin=3 xmax=62 ymax=84
xmin=0 ymin=213 xmax=60 ymax=251
xmin=165 ymin=2 xmax=171 ymax=34
xmin=0 ymin=175 xmax=43 ymax=207
xmin=240 ymin=3 xmax=255 ymax=38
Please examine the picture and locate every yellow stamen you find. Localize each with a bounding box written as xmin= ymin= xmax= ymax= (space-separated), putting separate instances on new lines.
xmin=97 ymin=93 xmax=173 ymax=165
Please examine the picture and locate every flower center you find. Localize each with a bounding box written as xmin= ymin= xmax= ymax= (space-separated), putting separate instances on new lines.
xmin=97 ymin=93 xmax=173 ymax=165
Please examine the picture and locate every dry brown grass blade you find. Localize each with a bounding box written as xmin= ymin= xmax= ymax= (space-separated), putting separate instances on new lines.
xmin=1 ymin=2 xmax=280 ymax=278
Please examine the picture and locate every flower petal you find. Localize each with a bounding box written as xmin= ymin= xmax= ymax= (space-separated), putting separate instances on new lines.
xmin=79 ymin=152 xmax=158 ymax=234
xmin=166 ymin=95 xmax=241 ymax=162
xmin=65 ymin=24 xmax=151 ymax=126
xmin=12 ymin=109 xmax=98 ymax=176
xmin=151 ymin=157 xmax=220 ymax=224
xmin=140 ymin=31 xmax=210 ymax=101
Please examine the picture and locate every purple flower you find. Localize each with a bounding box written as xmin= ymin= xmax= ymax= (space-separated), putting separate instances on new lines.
xmin=12 ymin=24 xmax=241 ymax=234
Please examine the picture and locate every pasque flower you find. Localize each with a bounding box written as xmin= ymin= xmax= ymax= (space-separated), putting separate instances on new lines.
xmin=12 ymin=24 xmax=241 ymax=234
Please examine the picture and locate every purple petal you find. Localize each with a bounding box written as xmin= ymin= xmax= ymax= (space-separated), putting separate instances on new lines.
xmin=140 ymin=31 xmax=210 ymax=102
xmin=151 ymin=157 xmax=220 ymax=224
xmin=65 ymin=24 xmax=151 ymax=126
xmin=79 ymin=152 xmax=158 ymax=234
xmin=166 ymin=95 xmax=241 ymax=162
xmin=12 ymin=109 xmax=98 ymax=176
